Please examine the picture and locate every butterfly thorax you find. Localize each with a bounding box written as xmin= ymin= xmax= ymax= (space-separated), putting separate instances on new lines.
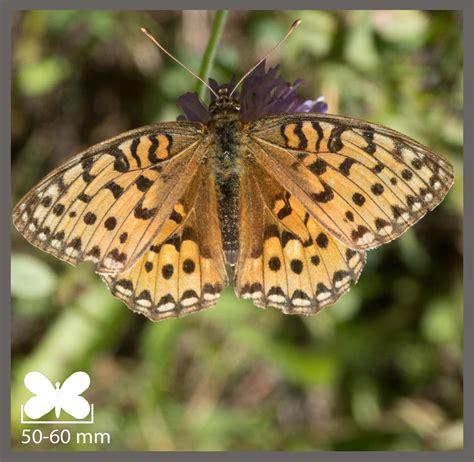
xmin=208 ymin=91 xmax=244 ymax=269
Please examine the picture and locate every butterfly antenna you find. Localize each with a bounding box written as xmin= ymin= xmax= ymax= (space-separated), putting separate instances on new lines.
xmin=141 ymin=27 xmax=218 ymax=98
xmin=229 ymin=19 xmax=302 ymax=98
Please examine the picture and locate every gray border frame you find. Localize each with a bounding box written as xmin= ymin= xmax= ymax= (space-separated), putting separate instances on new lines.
xmin=1 ymin=1 xmax=471 ymax=461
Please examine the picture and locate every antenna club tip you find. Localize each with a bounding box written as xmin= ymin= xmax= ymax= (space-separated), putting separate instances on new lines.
xmin=141 ymin=27 xmax=151 ymax=34
xmin=292 ymin=19 xmax=302 ymax=28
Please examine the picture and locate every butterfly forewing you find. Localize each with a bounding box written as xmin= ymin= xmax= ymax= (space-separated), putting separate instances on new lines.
xmin=13 ymin=122 xmax=206 ymax=273
xmin=249 ymin=113 xmax=454 ymax=250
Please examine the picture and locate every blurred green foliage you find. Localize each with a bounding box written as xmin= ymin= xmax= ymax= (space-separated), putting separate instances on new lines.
xmin=11 ymin=10 xmax=463 ymax=451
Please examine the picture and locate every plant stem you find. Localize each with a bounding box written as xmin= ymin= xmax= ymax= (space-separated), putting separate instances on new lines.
xmin=195 ymin=10 xmax=229 ymax=101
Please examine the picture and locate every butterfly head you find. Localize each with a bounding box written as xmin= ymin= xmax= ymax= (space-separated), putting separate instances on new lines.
xmin=209 ymin=88 xmax=240 ymax=118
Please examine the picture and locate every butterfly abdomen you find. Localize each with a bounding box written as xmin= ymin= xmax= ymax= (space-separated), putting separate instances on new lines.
xmin=211 ymin=119 xmax=244 ymax=268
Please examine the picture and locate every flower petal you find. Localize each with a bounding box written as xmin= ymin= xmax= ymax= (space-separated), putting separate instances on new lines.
xmin=176 ymin=60 xmax=327 ymax=121
xmin=177 ymin=92 xmax=209 ymax=122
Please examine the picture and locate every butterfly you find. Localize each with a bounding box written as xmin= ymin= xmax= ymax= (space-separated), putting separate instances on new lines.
xmin=12 ymin=29 xmax=454 ymax=322
xmin=23 ymin=371 xmax=91 ymax=419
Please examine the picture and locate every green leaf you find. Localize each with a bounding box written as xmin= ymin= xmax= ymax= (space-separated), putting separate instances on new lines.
xmin=372 ymin=10 xmax=429 ymax=49
xmin=17 ymin=56 xmax=69 ymax=97
xmin=11 ymin=253 xmax=57 ymax=299
xmin=345 ymin=11 xmax=379 ymax=71
xmin=421 ymin=297 xmax=462 ymax=345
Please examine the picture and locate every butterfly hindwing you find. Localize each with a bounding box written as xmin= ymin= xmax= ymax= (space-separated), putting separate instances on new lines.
xmin=100 ymin=165 xmax=228 ymax=321
xmin=235 ymin=163 xmax=366 ymax=313
xmin=13 ymin=122 xmax=206 ymax=273
xmin=249 ymin=113 xmax=454 ymax=250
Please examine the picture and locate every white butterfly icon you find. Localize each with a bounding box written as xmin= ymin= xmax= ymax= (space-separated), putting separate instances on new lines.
xmin=24 ymin=371 xmax=91 ymax=419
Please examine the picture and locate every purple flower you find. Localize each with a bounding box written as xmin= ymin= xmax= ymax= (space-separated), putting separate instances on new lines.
xmin=177 ymin=60 xmax=327 ymax=123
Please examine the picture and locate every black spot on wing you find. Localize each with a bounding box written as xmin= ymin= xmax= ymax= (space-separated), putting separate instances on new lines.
xmin=351 ymin=225 xmax=370 ymax=241
xmin=136 ymin=289 xmax=152 ymax=304
xmin=182 ymin=258 xmax=195 ymax=274
xmin=109 ymin=146 xmax=130 ymax=173
xmin=83 ymin=212 xmax=97 ymax=225
xmin=80 ymin=158 xmax=95 ymax=183
xmin=375 ymin=218 xmax=390 ymax=230
xmin=293 ymin=122 xmax=308 ymax=149
xmin=134 ymin=201 xmax=157 ymax=220
xmin=352 ymin=193 xmax=366 ymax=206
xmin=311 ymin=182 xmax=334 ymax=203
xmin=165 ymin=234 xmax=181 ymax=252
xmin=268 ymin=256 xmax=281 ymax=271
xmin=169 ymin=209 xmax=183 ymax=224
xmin=41 ymin=196 xmax=52 ymax=207
xmin=290 ymin=259 xmax=303 ymax=274
xmin=372 ymin=163 xmax=385 ymax=173
xmin=371 ymin=183 xmax=384 ymax=195
xmin=135 ymin=175 xmax=153 ymax=192
xmin=156 ymin=294 xmax=176 ymax=310
xmin=105 ymin=181 xmax=124 ymax=199
xmin=360 ymin=128 xmax=376 ymax=154
xmin=87 ymin=246 xmax=101 ymax=259
xmin=328 ymin=125 xmax=346 ymax=153
xmin=108 ymin=248 xmax=127 ymax=263
xmin=162 ymin=264 xmax=174 ymax=279
xmin=277 ymin=202 xmax=292 ymax=220
xmin=52 ymin=203 xmax=65 ymax=216
xmin=78 ymin=193 xmax=92 ymax=203
xmin=146 ymin=135 xmax=158 ymax=164
xmin=104 ymin=217 xmax=117 ymax=230
xmin=130 ymin=138 xmax=142 ymax=167
xmin=181 ymin=289 xmax=199 ymax=303
xmin=308 ymin=158 xmax=327 ymax=175
xmin=281 ymin=230 xmax=298 ymax=248
xmin=69 ymin=237 xmax=82 ymax=250
xmin=311 ymin=121 xmax=324 ymax=152
xmin=339 ymin=158 xmax=355 ymax=176
xmin=316 ymin=232 xmax=329 ymax=248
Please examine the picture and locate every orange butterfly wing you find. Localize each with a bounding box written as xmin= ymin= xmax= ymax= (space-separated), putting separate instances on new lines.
xmin=13 ymin=122 xmax=207 ymax=274
xmin=234 ymin=162 xmax=365 ymax=313
xmin=248 ymin=113 xmax=454 ymax=250
xmin=232 ymin=112 xmax=453 ymax=313
xmin=100 ymin=165 xmax=228 ymax=320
